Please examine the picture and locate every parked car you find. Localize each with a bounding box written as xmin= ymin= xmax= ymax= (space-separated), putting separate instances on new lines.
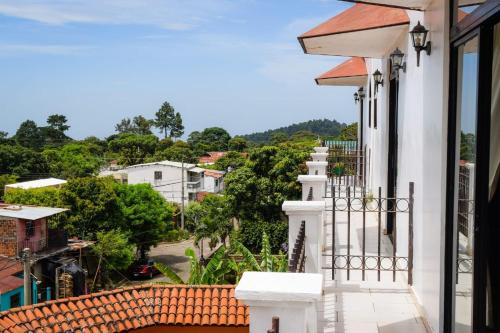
xmin=129 ymin=259 xmax=159 ymax=279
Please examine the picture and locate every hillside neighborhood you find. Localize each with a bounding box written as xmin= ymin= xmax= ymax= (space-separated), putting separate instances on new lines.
xmin=0 ymin=1 xmax=499 ymax=333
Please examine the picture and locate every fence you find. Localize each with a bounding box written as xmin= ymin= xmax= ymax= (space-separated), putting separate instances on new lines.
xmin=288 ymin=221 xmax=306 ymax=273
xmin=324 ymin=182 xmax=415 ymax=285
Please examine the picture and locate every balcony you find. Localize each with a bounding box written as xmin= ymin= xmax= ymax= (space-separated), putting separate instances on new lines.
xmin=186 ymin=181 xmax=201 ymax=191
xmin=235 ymin=145 xmax=428 ymax=333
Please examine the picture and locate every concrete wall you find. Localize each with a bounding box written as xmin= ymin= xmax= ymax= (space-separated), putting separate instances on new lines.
xmin=361 ymin=1 xmax=449 ymax=331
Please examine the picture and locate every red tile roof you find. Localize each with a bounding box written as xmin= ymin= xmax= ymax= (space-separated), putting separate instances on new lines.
xmin=299 ymin=3 xmax=409 ymax=38
xmin=316 ymin=57 xmax=367 ymax=82
xmin=0 ymin=257 xmax=22 ymax=280
xmin=199 ymin=152 xmax=227 ymax=164
xmin=204 ymin=170 xmax=225 ymax=179
xmin=0 ymin=284 xmax=248 ymax=333
xmin=0 ymin=275 xmax=24 ymax=294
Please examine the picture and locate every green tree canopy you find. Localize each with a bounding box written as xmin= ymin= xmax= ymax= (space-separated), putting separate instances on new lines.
xmin=148 ymin=141 xmax=198 ymax=164
xmin=93 ymin=230 xmax=135 ymax=271
xmin=213 ymin=151 xmax=247 ymax=171
xmin=154 ymin=101 xmax=176 ymax=138
xmin=0 ymin=174 xmax=18 ymax=199
xmin=188 ymin=127 xmax=231 ymax=154
xmin=108 ymin=133 xmax=159 ymax=166
xmin=15 ymin=120 xmax=43 ymax=150
xmin=115 ymin=116 xmax=153 ymax=135
xmin=228 ymin=136 xmax=248 ymax=152
xmin=337 ymin=122 xmax=358 ymax=141
xmin=0 ymin=144 xmax=49 ymax=180
xmin=171 ymin=112 xmax=184 ymax=139
xmin=115 ymin=183 xmax=174 ymax=258
xmin=43 ymin=143 xmax=103 ymax=178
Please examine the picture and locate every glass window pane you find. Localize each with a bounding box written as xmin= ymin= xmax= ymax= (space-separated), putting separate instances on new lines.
xmin=454 ymin=35 xmax=479 ymax=333
xmin=456 ymin=0 xmax=487 ymax=23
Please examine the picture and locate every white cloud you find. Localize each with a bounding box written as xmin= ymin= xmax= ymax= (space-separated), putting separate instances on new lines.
xmin=0 ymin=44 xmax=93 ymax=56
xmin=0 ymin=0 xmax=239 ymax=30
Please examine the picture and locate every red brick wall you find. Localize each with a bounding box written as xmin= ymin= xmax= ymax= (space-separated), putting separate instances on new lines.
xmin=0 ymin=218 xmax=18 ymax=257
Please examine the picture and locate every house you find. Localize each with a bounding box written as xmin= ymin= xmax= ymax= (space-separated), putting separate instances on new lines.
xmin=199 ymin=152 xmax=227 ymax=165
xmin=0 ymin=257 xmax=23 ymax=311
xmin=0 ymin=284 xmax=249 ymax=333
xmin=203 ymin=170 xmax=225 ymax=194
xmin=231 ymin=2 xmax=498 ymax=333
xmin=100 ymin=160 xmax=206 ymax=204
xmin=0 ymin=204 xmax=90 ymax=310
xmin=4 ymin=178 xmax=67 ymax=193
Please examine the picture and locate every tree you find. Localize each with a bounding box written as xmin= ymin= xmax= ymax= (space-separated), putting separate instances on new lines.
xmin=170 ymin=112 xmax=184 ymax=139
xmin=184 ymin=201 xmax=205 ymax=232
xmin=0 ymin=174 xmax=18 ymax=199
xmin=147 ymin=141 xmax=197 ymax=164
xmin=199 ymin=194 xmax=233 ymax=246
xmin=47 ymin=114 xmax=70 ymax=133
xmin=115 ymin=118 xmax=133 ymax=134
xmin=43 ymin=143 xmax=103 ymax=178
xmin=213 ymin=151 xmax=247 ymax=171
xmin=93 ymin=230 xmax=135 ymax=271
xmin=115 ymin=183 xmax=174 ymax=258
xmin=15 ymin=120 xmax=43 ymax=149
xmin=337 ymin=122 xmax=358 ymax=141
xmin=59 ymin=177 xmax=122 ymax=239
xmin=270 ymin=132 xmax=288 ymax=145
xmin=188 ymin=127 xmax=231 ymax=153
xmin=132 ymin=116 xmax=153 ymax=135
xmin=108 ymin=133 xmax=159 ymax=166
xmin=4 ymin=187 xmax=62 ymax=207
xmin=0 ymin=144 xmax=49 ymax=180
xmin=228 ymin=136 xmax=248 ymax=152
xmin=154 ymin=101 xmax=176 ymax=138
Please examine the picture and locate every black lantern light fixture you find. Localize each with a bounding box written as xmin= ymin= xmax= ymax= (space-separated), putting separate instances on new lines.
xmin=354 ymin=91 xmax=359 ymax=104
xmin=390 ymin=48 xmax=406 ymax=75
xmin=358 ymin=86 xmax=365 ymax=100
xmin=409 ymin=21 xmax=431 ymax=67
xmin=373 ymin=69 xmax=384 ymax=93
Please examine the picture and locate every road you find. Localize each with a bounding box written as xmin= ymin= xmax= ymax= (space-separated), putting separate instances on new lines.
xmin=125 ymin=237 xmax=216 ymax=285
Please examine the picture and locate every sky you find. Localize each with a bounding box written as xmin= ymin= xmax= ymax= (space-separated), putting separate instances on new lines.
xmin=0 ymin=0 xmax=356 ymax=139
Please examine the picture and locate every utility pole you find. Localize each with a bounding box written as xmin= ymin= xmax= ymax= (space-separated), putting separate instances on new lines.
xmin=21 ymin=248 xmax=31 ymax=306
xmin=181 ymin=161 xmax=185 ymax=229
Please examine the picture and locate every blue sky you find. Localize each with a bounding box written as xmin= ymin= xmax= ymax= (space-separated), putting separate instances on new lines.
xmin=0 ymin=0 xmax=356 ymax=139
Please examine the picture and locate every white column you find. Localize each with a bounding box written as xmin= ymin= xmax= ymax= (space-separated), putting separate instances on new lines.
xmin=313 ymin=147 xmax=329 ymax=154
xmin=235 ymin=272 xmax=323 ymax=333
xmin=306 ymin=161 xmax=328 ymax=176
xmin=298 ymin=175 xmax=327 ymax=201
xmin=283 ymin=201 xmax=325 ymax=273
xmin=310 ymin=152 xmax=328 ymax=162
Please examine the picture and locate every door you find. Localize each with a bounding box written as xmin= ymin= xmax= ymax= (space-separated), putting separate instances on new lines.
xmin=386 ymin=76 xmax=399 ymax=235
xmin=446 ymin=6 xmax=500 ymax=332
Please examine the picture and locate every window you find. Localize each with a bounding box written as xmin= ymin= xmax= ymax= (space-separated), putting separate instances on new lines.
xmin=154 ymin=171 xmax=162 ymax=181
xmin=25 ymin=221 xmax=35 ymax=238
xmin=215 ymin=179 xmax=219 ymax=187
xmin=10 ymin=293 xmax=20 ymax=308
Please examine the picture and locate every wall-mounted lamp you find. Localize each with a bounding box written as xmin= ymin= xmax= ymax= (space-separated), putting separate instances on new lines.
xmin=373 ymin=69 xmax=384 ymax=94
xmin=354 ymin=92 xmax=359 ymax=104
xmin=390 ymin=48 xmax=406 ymax=76
xmin=354 ymin=87 xmax=365 ymax=104
xmin=409 ymin=21 xmax=431 ymax=67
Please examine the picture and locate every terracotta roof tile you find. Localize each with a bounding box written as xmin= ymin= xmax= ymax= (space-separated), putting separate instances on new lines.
xmin=0 ymin=284 xmax=248 ymax=332
xmin=300 ymin=3 xmax=409 ymax=38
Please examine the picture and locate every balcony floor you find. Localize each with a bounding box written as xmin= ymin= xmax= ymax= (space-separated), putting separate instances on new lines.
xmin=318 ymin=186 xmax=429 ymax=333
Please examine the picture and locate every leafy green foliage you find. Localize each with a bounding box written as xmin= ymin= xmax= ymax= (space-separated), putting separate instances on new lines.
xmin=154 ymin=101 xmax=183 ymax=138
xmin=15 ymin=120 xmax=44 ymax=150
xmin=108 ymin=133 xmax=159 ymax=166
xmin=243 ymin=119 xmax=346 ymax=143
xmin=188 ymin=127 xmax=231 ymax=154
xmin=0 ymin=144 xmax=49 ymax=180
xmin=148 ymin=140 xmax=197 ymax=163
xmin=4 ymin=187 xmax=62 ymax=207
xmin=237 ymin=219 xmax=288 ymax=254
xmin=337 ymin=122 xmax=358 ymax=141
xmin=114 ymin=183 xmax=174 ymax=258
xmin=93 ymin=230 xmax=135 ymax=271
xmin=43 ymin=143 xmax=103 ymax=178
xmin=115 ymin=116 xmax=153 ymax=135
xmin=228 ymin=136 xmax=248 ymax=152
xmin=213 ymin=151 xmax=247 ymax=171
xmin=0 ymin=174 xmax=18 ymax=199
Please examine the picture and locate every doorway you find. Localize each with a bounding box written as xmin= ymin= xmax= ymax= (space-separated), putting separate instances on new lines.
xmin=386 ymin=76 xmax=399 ymax=235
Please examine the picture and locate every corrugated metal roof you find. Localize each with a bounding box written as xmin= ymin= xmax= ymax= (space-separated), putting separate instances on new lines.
xmin=0 ymin=206 xmax=68 ymax=220
xmin=5 ymin=178 xmax=67 ymax=190
xmin=125 ymin=160 xmax=198 ymax=170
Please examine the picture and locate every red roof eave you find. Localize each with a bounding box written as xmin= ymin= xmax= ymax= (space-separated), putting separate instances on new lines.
xmin=315 ymin=57 xmax=368 ymax=86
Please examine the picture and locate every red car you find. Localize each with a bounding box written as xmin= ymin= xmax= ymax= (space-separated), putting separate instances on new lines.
xmin=129 ymin=259 xmax=160 ymax=279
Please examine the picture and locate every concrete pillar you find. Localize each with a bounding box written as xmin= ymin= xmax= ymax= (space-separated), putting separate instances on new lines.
xmin=306 ymin=161 xmax=328 ymax=176
xmin=283 ymin=201 xmax=325 ymax=273
xmin=298 ymin=175 xmax=327 ymax=201
xmin=313 ymin=147 xmax=329 ymax=154
xmin=310 ymin=152 xmax=328 ymax=162
xmin=235 ymin=272 xmax=323 ymax=333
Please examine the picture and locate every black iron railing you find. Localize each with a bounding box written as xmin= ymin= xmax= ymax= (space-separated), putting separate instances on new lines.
xmin=306 ymin=186 xmax=313 ymax=201
xmin=288 ymin=221 xmax=306 ymax=273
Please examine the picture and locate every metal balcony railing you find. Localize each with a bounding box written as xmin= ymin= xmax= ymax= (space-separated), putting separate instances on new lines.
xmin=288 ymin=221 xmax=306 ymax=273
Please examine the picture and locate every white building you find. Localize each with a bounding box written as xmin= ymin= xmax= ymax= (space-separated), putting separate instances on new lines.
xmin=233 ymin=2 xmax=499 ymax=333
xmin=101 ymin=161 xmax=205 ymax=204
xmin=203 ymin=170 xmax=225 ymax=194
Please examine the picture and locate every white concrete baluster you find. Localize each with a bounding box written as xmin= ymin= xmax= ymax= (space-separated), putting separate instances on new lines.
xmin=298 ymin=175 xmax=327 ymax=201
xmin=283 ymin=201 xmax=325 ymax=274
xmin=313 ymin=146 xmax=329 ymax=154
xmin=306 ymin=161 xmax=328 ymax=176
xmin=235 ymin=272 xmax=323 ymax=333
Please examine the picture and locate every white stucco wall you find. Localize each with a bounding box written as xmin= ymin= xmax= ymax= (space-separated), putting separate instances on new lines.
xmin=360 ymin=1 xmax=449 ymax=331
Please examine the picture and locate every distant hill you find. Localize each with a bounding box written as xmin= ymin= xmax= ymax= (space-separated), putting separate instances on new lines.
xmin=242 ymin=119 xmax=347 ymax=143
